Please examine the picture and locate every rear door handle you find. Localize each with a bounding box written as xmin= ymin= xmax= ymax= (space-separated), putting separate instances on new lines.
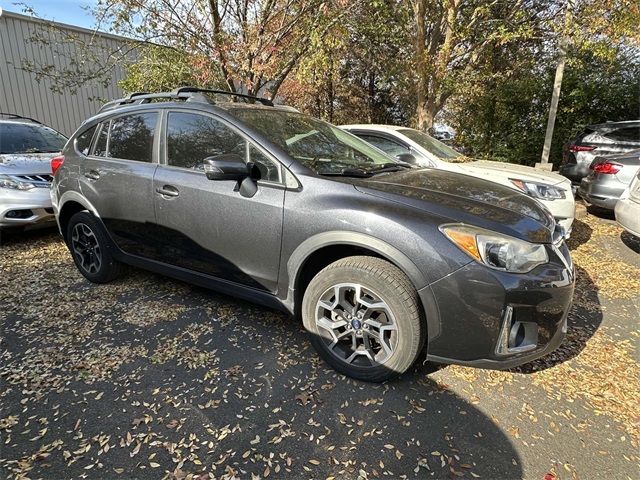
xmin=84 ymin=170 xmax=100 ymax=180
xmin=156 ymin=185 xmax=179 ymax=197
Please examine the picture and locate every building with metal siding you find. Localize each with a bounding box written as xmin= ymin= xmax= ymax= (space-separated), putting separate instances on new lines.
xmin=0 ymin=9 xmax=131 ymax=136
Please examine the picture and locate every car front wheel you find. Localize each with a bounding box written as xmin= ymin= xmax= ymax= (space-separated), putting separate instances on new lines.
xmin=302 ymin=256 xmax=425 ymax=382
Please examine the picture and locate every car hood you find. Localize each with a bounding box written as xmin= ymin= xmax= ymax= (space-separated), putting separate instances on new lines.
xmin=459 ymin=160 xmax=568 ymax=186
xmin=0 ymin=153 xmax=58 ymax=175
xmin=353 ymin=168 xmax=556 ymax=244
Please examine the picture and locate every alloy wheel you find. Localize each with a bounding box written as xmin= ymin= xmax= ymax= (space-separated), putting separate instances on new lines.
xmin=71 ymin=223 xmax=102 ymax=274
xmin=315 ymin=283 xmax=398 ymax=367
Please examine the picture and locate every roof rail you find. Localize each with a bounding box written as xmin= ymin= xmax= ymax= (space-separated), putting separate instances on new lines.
xmin=97 ymin=86 xmax=275 ymax=114
xmin=0 ymin=112 xmax=43 ymax=124
xmin=173 ymin=86 xmax=274 ymax=106
xmin=98 ymin=92 xmax=195 ymax=113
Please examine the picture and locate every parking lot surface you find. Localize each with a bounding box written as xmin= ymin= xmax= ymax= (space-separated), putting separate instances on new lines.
xmin=1 ymin=213 xmax=639 ymax=480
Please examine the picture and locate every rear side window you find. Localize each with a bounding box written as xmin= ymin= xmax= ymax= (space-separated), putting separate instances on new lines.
xmin=0 ymin=123 xmax=66 ymax=154
xmin=75 ymin=125 xmax=97 ymax=155
xmin=607 ymin=126 xmax=640 ymax=142
xmin=107 ymin=113 xmax=157 ymax=162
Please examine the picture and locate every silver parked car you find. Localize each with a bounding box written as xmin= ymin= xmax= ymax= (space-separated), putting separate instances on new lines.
xmin=578 ymin=149 xmax=640 ymax=210
xmin=615 ymin=170 xmax=640 ymax=238
xmin=0 ymin=113 xmax=66 ymax=242
xmin=560 ymin=120 xmax=640 ymax=186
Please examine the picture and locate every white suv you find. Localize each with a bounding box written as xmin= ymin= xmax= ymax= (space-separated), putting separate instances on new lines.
xmin=0 ymin=114 xmax=66 ymax=242
xmin=342 ymin=124 xmax=576 ymax=234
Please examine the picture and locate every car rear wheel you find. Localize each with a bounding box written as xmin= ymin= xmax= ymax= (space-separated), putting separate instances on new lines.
xmin=66 ymin=211 xmax=124 ymax=283
xmin=302 ymin=256 xmax=425 ymax=382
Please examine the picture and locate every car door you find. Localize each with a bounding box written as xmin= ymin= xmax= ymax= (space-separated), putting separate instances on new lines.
xmin=79 ymin=111 xmax=160 ymax=257
xmin=152 ymin=110 xmax=285 ymax=293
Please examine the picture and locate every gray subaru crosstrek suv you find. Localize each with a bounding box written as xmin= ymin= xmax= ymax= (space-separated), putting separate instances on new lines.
xmin=51 ymin=87 xmax=574 ymax=382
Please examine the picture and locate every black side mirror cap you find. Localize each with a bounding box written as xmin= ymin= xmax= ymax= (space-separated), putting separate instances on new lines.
xmin=204 ymin=154 xmax=249 ymax=181
xmin=395 ymin=152 xmax=418 ymax=165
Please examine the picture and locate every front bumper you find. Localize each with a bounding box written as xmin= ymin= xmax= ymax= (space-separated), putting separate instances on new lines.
xmin=615 ymin=196 xmax=640 ymax=238
xmin=578 ymin=176 xmax=625 ymax=210
xmin=0 ymin=187 xmax=55 ymax=229
xmin=421 ymin=241 xmax=574 ymax=369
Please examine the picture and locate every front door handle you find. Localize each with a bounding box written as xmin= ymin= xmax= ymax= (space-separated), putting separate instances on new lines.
xmin=156 ymin=185 xmax=179 ymax=197
xmin=84 ymin=170 xmax=100 ymax=180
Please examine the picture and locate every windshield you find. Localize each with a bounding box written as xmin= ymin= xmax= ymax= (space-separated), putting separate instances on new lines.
xmin=0 ymin=123 xmax=67 ymax=154
xmin=398 ymin=128 xmax=463 ymax=161
xmin=228 ymin=109 xmax=398 ymax=175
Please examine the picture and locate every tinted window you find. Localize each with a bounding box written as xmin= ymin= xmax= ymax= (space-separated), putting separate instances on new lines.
xmin=0 ymin=122 xmax=66 ymax=154
xmin=166 ymin=112 xmax=280 ymax=182
xmin=227 ymin=109 xmax=392 ymax=175
xmin=356 ymin=134 xmax=409 ymax=157
xmin=607 ymin=126 xmax=640 ymax=143
xmin=76 ymin=125 xmax=96 ymax=155
xmin=93 ymin=122 xmax=109 ymax=157
xmin=108 ymin=113 xmax=157 ymax=162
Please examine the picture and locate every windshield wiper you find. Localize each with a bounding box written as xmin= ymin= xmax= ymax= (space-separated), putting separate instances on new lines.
xmin=318 ymin=168 xmax=372 ymax=178
xmin=367 ymin=162 xmax=413 ymax=174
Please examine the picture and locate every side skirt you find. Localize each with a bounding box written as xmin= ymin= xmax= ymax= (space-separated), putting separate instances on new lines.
xmin=114 ymin=251 xmax=293 ymax=314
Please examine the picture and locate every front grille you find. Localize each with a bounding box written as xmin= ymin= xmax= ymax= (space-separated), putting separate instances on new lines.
xmin=16 ymin=174 xmax=53 ymax=183
xmin=14 ymin=174 xmax=53 ymax=188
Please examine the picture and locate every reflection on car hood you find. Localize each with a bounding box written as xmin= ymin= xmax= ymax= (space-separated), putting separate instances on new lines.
xmin=460 ymin=160 xmax=569 ymax=187
xmin=353 ymin=168 xmax=555 ymax=243
xmin=0 ymin=153 xmax=58 ymax=175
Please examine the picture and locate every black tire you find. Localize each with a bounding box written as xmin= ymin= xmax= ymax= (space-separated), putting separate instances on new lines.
xmin=66 ymin=211 xmax=125 ymax=283
xmin=302 ymin=256 xmax=425 ymax=382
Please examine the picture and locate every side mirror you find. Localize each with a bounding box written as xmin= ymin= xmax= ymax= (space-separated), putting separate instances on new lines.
xmin=203 ymin=154 xmax=249 ymax=181
xmin=395 ymin=152 xmax=418 ymax=165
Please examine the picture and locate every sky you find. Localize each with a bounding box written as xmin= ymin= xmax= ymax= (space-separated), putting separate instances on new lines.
xmin=0 ymin=0 xmax=97 ymax=29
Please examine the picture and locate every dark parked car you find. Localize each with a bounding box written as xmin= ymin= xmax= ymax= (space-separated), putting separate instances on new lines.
xmin=578 ymin=150 xmax=640 ymax=210
xmin=51 ymin=87 xmax=574 ymax=382
xmin=560 ymin=120 xmax=640 ymax=186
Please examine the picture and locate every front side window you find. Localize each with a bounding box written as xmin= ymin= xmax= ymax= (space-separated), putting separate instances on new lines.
xmin=107 ymin=113 xmax=157 ymax=162
xmin=0 ymin=122 xmax=66 ymax=154
xmin=227 ymin=108 xmax=397 ymax=176
xmin=356 ymin=134 xmax=410 ymax=157
xmin=166 ymin=112 xmax=281 ymax=182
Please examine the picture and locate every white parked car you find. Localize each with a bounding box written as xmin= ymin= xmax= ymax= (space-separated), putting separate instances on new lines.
xmin=342 ymin=124 xmax=576 ymax=234
xmin=0 ymin=114 xmax=66 ymax=243
xmin=615 ymin=170 xmax=640 ymax=238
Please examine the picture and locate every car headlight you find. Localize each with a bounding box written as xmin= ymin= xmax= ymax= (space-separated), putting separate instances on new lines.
xmin=0 ymin=175 xmax=36 ymax=190
xmin=510 ymin=179 xmax=565 ymax=200
xmin=440 ymin=224 xmax=549 ymax=273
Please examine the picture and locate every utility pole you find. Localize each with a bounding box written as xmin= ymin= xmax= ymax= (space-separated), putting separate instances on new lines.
xmin=539 ymin=0 xmax=573 ymax=168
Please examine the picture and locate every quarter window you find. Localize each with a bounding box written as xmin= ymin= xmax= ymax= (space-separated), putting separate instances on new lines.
xmin=75 ymin=125 xmax=97 ymax=155
xmin=166 ymin=112 xmax=281 ymax=182
xmin=107 ymin=113 xmax=157 ymax=162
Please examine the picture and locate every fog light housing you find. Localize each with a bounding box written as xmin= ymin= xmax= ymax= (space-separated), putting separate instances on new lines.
xmin=496 ymin=306 xmax=538 ymax=355
xmin=5 ymin=209 xmax=34 ymax=219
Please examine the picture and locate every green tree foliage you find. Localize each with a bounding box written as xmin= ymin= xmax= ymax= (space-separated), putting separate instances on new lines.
xmin=118 ymin=46 xmax=226 ymax=93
